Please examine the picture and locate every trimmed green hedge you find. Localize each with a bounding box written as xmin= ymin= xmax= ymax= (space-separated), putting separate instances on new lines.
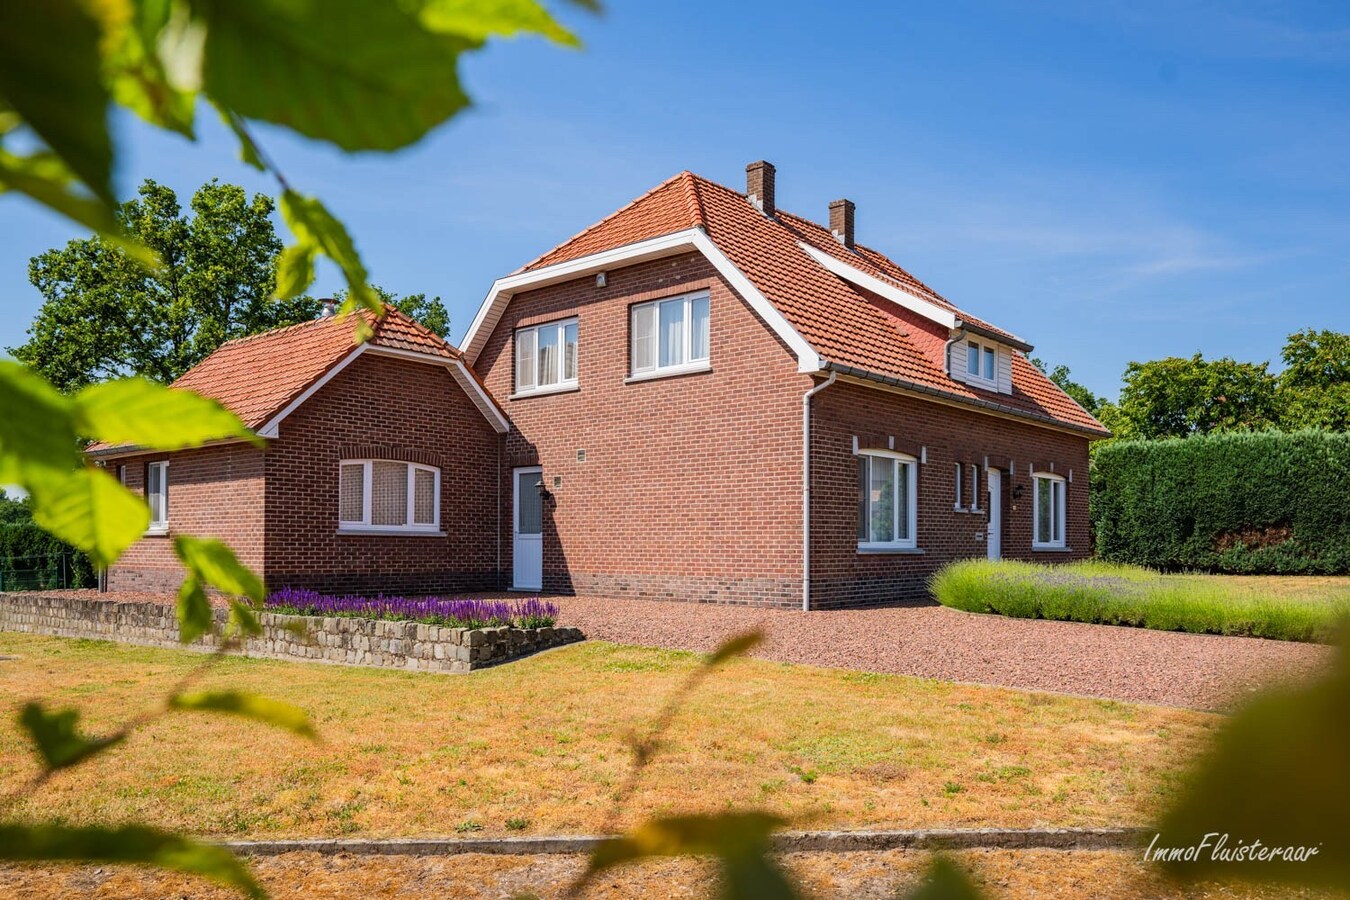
xmin=0 ymin=521 xmax=95 ymax=591
xmin=931 ymin=559 xmax=1349 ymax=643
xmin=1091 ymin=430 xmax=1350 ymax=574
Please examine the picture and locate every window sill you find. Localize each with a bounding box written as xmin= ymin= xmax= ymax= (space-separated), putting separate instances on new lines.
xmin=857 ymin=545 xmax=925 ymax=555
xmin=143 ymin=526 xmax=170 ymax=537
xmin=625 ymin=362 xmax=711 ymax=384
xmin=337 ymin=527 xmax=446 ymax=537
xmin=510 ymin=383 xmax=579 ymax=401
xmin=1032 ymin=545 xmax=1071 ymax=553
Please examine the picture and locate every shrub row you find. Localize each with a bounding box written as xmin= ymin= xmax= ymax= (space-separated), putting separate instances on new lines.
xmin=930 ymin=559 xmax=1349 ymax=643
xmin=265 ymin=588 xmax=559 ymax=629
xmin=0 ymin=521 xmax=95 ymax=591
xmin=1091 ymin=430 xmax=1350 ymax=574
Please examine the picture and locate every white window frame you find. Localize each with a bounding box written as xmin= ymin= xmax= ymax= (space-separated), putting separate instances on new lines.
xmin=953 ymin=462 xmax=964 ymax=510
xmin=965 ymin=339 xmax=998 ymax=389
xmin=856 ymin=449 xmax=919 ymax=551
xmin=1032 ymin=472 xmax=1067 ymax=549
xmin=513 ymin=317 xmax=578 ymax=397
xmin=337 ymin=459 xmax=442 ymax=534
xmin=629 ymin=290 xmax=711 ymax=380
xmin=146 ymin=461 xmax=169 ymax=534
xmin=969 ymin=463 xmax=981 ymax=513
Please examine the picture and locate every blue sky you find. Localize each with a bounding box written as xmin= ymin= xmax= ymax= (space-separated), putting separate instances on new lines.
xmin=1 ymin=0 xmax=1347 ymax=397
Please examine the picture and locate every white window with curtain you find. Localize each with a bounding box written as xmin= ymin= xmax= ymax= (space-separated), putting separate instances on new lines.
xmin=856 ymin=450 xmax=919 ymax=551
xmin=629 ymin=291 xmax=710 ymax=379
xmin=338 ymin=460 xmax=441 ymax=533
xmin=146 ymin=461 xmax=169 ymax=533
xmin=514 ymin=318 xmax=578 ymax=396
xmin=1033 ymin=472 xmax=1067 ymax=549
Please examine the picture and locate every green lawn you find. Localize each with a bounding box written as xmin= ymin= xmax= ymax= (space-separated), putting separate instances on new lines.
xmin=932 ymin=561 xmax=1350 ymax=642
xmin=0 ymin=633 xmax=1218 ymax=839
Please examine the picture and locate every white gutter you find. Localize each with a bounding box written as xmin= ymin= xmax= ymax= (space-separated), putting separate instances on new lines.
xmin=801 ymin=369 xmax=837 ymax=612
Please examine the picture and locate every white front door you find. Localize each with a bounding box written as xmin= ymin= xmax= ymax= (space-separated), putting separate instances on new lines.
xmin=512 ymin=466 xmax=543 ymax=590
xmin=986 ymin=468 xmax=1002 ymax=560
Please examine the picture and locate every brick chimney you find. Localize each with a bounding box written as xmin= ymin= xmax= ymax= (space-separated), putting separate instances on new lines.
xmin=829 ymin=199 xmax=855 ymax=249
xmin=746 ymin=160 xmax=775 ymax=216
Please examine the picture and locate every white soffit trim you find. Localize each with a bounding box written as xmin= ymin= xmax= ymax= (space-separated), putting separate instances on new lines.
xmin=797 ymin=241 xmax=958 ymax=330
xmin=461 ymin=228 xmax=823 ymax=373
xmin=257 ymin=344 xmax=368 ymax=438
xmin=690 ymin=230 xmax=822 ymax=373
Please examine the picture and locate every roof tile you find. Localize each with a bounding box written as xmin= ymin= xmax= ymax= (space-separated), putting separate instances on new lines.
xmin=522 ymin=171 xmax=1106 ymax=435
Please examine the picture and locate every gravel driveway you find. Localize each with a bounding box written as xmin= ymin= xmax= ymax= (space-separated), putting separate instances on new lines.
xmin=551 ymin=596 xmax=1333 ymax=711
xmin=19 ymin=589 xmax=1332 ymax=710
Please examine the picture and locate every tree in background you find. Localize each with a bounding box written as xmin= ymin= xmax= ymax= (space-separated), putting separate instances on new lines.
xmin=11 ymin=179 xmax=309 ymax=390
xmin=11 ymin=180 xmax=452 ymax=391
xmin=338 ymin=285 xmax=451 ymax=338
xmin=1111 ymin=353 xmax=1281 ymax=440
xmin=1031 ymin=357 xmax=1105 ymax=415
xmin=1277 ymin=328 xmax=1350 ymax=431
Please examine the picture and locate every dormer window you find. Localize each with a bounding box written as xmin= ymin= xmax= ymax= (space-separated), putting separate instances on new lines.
xmin=966 ymin=340 xmax=996 ymax=385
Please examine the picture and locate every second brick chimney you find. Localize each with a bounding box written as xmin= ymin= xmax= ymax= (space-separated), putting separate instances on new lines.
xmin=746 ymin=160 xmax=775 ymax=216
xmin=829 ymin=199 xmax=856 ymax=249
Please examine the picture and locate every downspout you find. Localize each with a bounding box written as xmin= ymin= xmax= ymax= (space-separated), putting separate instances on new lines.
xmin=943 ymin=324 xmax=969 ymax=377
xmin=496 ymin=433 xmax=503 ymax=587
xmin=801 ymin=369 xmax=837 ymax=612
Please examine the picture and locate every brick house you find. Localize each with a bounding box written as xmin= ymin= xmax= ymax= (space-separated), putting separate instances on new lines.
xmin=92 ymin=162 xmax=1107 ymax=608
xmin=89 ymin=309 xmax=509 ymax=594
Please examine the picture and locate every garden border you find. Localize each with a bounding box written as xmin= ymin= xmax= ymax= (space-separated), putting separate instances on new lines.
xmin=0 ymin=592 xmax=584 ymax=673
xmin=223 ymin=828 xmax=1152 ymax=857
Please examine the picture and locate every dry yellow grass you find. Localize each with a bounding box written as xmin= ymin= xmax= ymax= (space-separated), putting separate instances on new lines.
xmin=0 ymin=633 xmax=1218 ymax=839
xmin=0 ymin=850 xmax=1332 ymax=899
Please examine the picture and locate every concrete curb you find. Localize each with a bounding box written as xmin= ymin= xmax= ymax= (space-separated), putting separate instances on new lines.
xmin=223 ymin=828 xmax=1152 ymax=857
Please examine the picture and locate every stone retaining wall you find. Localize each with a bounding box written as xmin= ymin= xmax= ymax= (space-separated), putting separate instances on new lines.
xmin=0 ymin=593 xmax=583 ymax=673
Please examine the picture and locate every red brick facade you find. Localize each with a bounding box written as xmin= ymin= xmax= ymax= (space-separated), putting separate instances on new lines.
xmin=105 ymin=444 xmax=265 ymax=593
xmin=475 ymin=252 xmax=812 ymax=604
xmin=106 ymin=352 xmax=502 ymax=595
xmin=808 ymin=379 xmax=1091 ymax=608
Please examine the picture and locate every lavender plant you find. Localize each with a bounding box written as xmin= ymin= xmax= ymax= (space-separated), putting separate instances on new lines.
xmin=265 ymin=589 xmax=558 ymax=630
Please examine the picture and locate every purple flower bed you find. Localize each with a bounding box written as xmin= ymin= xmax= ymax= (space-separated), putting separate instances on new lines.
xmin=265 ymin=588 xmax=559 ymax=629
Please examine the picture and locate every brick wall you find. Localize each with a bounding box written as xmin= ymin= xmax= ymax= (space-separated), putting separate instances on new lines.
xmin=475 ymin=252 xmax=813 ymax=606
xmin=106 ymin=444 xmax=265 ymax=592
xmin=808 ymin=378 xmax=1092 ymax=607
xmin=263 ymin=351 xmax=502 ymax=594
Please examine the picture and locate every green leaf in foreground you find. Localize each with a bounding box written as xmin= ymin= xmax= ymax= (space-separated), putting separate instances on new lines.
xmin=0 ymin=0 xmax=113 ymax=202
xmin=176 ymin=576 xmax=214 ymax=644
xmin=905 ymin=855 xmax=984 ymax=900
xmin=417 ymin=0 xmax=581 ymax=47
xmin=27 ymin=467 xmax=150 ymax=569
xmin=278 ymin=190 xmax=380 ymax=317
xmin=170 ymin=691 xmax=315 ymax=739
xmin=0 ymin=360 xmax=78 ymax=480
xmin=707 ymin=630 xmax=764 ymax=667
xmin=0 ymin=823 xmax=262 ymax=899
xmin=1152 ymin=645 xmax=1350 ymax=888
xmin=18 ymin=703 xmax=123 ymax=773
xmin=584 ymin=812 xmax=795 ymax=900
xmin=195 ymin=0 xmax=476 ymax=153
xmin=75 ymin=378 xmax=259 ymax=451
xmin=174 ymin=535 xmax=265 ymax=603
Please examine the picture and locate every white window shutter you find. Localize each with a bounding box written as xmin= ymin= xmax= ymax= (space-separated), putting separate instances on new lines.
xmin=997 ymin=347 xmax=1013 ymax=394
xmin=949 ymin=340 xmax=967 ymax=382
xmin=632 ymin=303 xmax=657 ymax=373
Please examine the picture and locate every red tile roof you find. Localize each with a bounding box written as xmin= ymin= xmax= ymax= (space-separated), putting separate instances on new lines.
xmin=523 ymin=171 xmax=1107 ymax=436
xmin=87 ymin=308 xmax=458 ymax=453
